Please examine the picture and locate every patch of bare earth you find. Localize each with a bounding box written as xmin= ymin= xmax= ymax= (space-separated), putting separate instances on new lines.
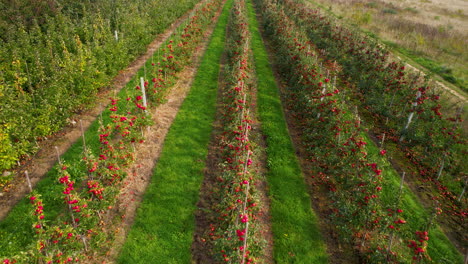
xmin=0 ymin=3 xmax=199 ymax=221
xmin=379 ymin=0 xmax=468 ymax=34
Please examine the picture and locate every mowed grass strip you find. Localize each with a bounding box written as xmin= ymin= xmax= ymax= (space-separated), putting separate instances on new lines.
xmin=246 ymin=0 xmax=328 ymax=262
xmin=116 ymin=0 xmax=233 ymax=263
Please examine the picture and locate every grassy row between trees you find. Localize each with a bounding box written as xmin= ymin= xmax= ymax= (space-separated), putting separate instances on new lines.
xmin=117 ymin=0 xmax=232 ymax=262
xmin=246 ymin=0 xmax=329 ymax=262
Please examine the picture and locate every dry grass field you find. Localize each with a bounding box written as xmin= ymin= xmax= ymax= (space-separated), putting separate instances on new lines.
xmin=311 ymin=0 xmax=468 ymax=96
xmin=381 ymin=0 xmax=467 ymax=32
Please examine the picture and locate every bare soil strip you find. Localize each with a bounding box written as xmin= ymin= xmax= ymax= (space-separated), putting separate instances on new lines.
xmin=0 ymin=4 xmax=202 ymax=221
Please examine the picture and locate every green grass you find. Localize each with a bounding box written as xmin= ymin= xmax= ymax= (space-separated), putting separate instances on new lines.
xmin=246 ymin=0 xmax=329 ymax=262
xmin=116 ymin=0 xmax=233 ymax=262
xmin=362 ymin=133 xmax=463 ymax=263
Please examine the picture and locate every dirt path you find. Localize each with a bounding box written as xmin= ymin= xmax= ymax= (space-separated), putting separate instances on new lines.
xmin=0 ymin=4 xmax=201 ymax=221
